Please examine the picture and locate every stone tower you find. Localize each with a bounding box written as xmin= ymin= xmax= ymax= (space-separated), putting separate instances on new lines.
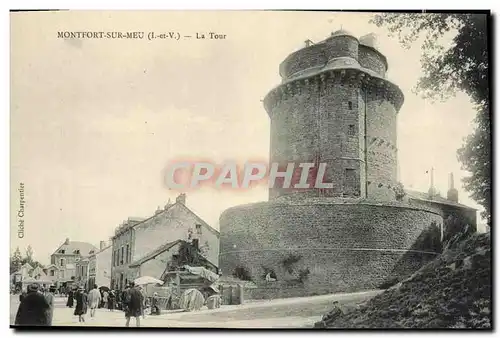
xmin=219 ymin=30 xmax=443 ymax=299
xmin=263 ymin=29 xmax=404 ymax=200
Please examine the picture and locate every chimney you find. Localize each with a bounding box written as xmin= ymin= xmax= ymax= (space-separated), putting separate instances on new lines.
xmin=304 ymin=39 xmax=313 ymax=47
xmin=447 ymin=172 xmax=459 ymax=203
xmin=100 ymin=241 xmax=106 ymax=251
xmin=155 ymin=206 xmax=162 ymax=214
xmin=427 ymin=167 xmax=437 ymax=199
xmin=64 ymin=238 xmax=70 ymax=245
xmin=176 ymin=193 xmax=186 ymax=205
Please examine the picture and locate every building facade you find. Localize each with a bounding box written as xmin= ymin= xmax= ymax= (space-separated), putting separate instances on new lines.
xmin=44 ymin=264 xmax=61 ymax=285
xmin=50 ymin=238 xmax=97 ymax=290
xmin=110 ymin=194 xmax=219 ymax=290
xmin=75 ymin=257 xmax=90 ymax=289
xmin=88 ymin=241 xmax=112 ymax=289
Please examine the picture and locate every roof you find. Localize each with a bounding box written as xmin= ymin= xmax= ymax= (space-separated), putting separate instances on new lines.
xmin=329 ymin=29 xmax=356 ymax=39
xmin=52 ymin=241 xmax=97 ymax=256
xmin=113 ymin=201 xmax=220 ymax=239
xmin=21 ymin=262 xmax=33 ymax=270
xmin=87 ymin=245 xmax=112 ymax=258
xmin=129 ymin=240 xmax=182 ymax=267
xmin=45 ymin=264 xmax=60 ymax=270
xmin=406 ymin=190 xmax=477 ymax=210
xmin=130 ymin=240 xmax=219 ymax=269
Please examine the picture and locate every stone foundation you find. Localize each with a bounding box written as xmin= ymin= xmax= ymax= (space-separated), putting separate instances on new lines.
xmin=219 ymin=200 xmax=443 ymax=299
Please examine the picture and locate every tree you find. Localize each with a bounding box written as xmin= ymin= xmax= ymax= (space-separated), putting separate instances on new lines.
xmin=10 ymin=247 xmax=23 ymax=274
xmin=372 ymin=13 xmax=490 ymax=224
xmin=25 ymin=245 xmax=34 ymax=265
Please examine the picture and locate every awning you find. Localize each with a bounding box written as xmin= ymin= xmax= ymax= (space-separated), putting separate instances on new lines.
xmin=182 ymin=265 xmax=219 ymax=283
xmin=22 ymin=277 xmax=53 ymax=284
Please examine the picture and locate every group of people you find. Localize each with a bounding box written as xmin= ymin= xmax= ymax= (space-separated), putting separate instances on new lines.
xmin=66 ymin=281 xmax=149 ymax=327
xmin=67 ymin=284 xmax=104 ymax=323
xmin=15 ymin=283 xmax=54 ymax=326
xmin=15 ymin=281 xmax=159 ymax=327
xmin=66 ymin=286 xmax=117 ymax=312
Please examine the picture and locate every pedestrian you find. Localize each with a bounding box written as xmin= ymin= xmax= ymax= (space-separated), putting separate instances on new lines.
xmin=138 ymin=285 xmax=147 ymax=319
xmin=14 ymin=283 xmax=50 ymax=326
xmin=87 ymin=284 xmax=101 ymax=318
xmin=108 ymin=290 xmax=115 ymax=311
xmin=74 ymin=286 xmax=88 ymax=323
xmin=41 ymin=287 xmax=55 ymax=326
xmin=19 ymin=290 xmax=27 ymax=303
xmin=124 ymin=282 xmax=143 ymax=327
xmin=102 ymin=290 xmax=109 ymax=309
xmin=66 ymin=288 xmax=74 ymax=308
xmin=151 ymin=292 xmax=161 ymax=315
xmin=121 ymin=287 xmax=129 ymax=311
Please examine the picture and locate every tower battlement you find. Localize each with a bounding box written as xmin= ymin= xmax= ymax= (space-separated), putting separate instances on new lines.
xmin=278 ymin=30 xmax=389 ymax=83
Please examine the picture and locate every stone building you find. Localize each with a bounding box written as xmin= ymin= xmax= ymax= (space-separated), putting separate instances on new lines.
xmin=110 ymin=193 xmax=219 ymax=290
xmin=44 ymin=264 xmax=61 ymax=284
xmin=75 ymin=256 xmax=90 ymax=288
xmin=88 ymin=241 xmax=112 ymax=289
xmin=50 ymin=238 xmax=97 ymax=290
xmin=219 ymin=30 xmax=477 ymax=299
xmin=74 ymin=240 xmax=112 ymax=290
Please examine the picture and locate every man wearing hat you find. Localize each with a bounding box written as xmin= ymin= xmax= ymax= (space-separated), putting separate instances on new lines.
xmin=15 ymin=283 xmax=51 ymax=326
xmin=123 ymin=282 xmax=143 ymax=327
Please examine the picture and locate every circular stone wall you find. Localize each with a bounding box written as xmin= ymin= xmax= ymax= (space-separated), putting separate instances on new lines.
xmin=219 ymin=201 xmax=443 ymax=298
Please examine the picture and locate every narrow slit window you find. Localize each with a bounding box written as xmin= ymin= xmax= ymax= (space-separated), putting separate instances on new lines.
xmin=348 ymin=101 xmax=353 ymax=110
xmin=348 ymin=124 xmax=356 ymax=136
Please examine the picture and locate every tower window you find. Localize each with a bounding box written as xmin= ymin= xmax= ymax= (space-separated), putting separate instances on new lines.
xmin=348 ymin=101 xmax=353 ymax=110
xmin=348 ymin=124 xmax=356 ymax=136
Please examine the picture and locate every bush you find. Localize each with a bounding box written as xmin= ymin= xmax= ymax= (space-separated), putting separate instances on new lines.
xmin=282 ymin=254 xmax=302 ymax=274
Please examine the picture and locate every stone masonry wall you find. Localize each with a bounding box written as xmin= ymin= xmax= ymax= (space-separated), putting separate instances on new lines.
xmin=219 ymin=201 xmax=442 ymax=298
xmin=323 ymin=35 xmax=359 ymax=61
xmin=365 ymin=93 xmax=398 ymax=201
xmin=280 ymin=36 xmax=359 ymax=82
xmin=281 ymin=44 xmax=327 ymax=80
xmin=358 ymin=45 xmax=387 ymax=77
xmin=269 ymin=77 xmax=370 ymax=199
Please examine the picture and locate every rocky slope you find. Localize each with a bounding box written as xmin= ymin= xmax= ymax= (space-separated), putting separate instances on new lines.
xmin=315 ymin=231 xmax=491 ymax=329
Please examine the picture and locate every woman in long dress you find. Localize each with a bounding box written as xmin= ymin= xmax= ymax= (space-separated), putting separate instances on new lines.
xmin=73 ymin=287 xmax=88 ymax=323
xmin=108 ymin=290 xmax=115 ymax=311
xmin=66 ymin=289 xmax=74 ymax=308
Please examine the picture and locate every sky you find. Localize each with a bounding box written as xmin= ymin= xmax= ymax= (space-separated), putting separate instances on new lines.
xmin=10 ymin=11 xmax=485 ymax=265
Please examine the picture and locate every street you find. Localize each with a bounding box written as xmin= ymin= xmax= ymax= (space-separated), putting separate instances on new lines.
xmin=10 ymin=290 xmax=381 ymax=328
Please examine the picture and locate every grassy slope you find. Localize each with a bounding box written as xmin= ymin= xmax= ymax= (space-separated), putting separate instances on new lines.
xmin=315 ymin=232 xmax=491 ymax=329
